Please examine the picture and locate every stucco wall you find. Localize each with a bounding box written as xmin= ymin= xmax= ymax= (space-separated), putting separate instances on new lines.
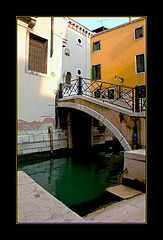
xmin=17 ymin=17 xmax=92 ymax=155
xmin=91 ymin=18 xmax=146 ymax=87
xmin=61 ymin=19 xmax=91 ymax=86
xmin=17 ymin=18 xmax=56 ymax=128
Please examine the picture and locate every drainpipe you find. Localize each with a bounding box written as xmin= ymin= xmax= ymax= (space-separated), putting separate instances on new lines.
xmin=51 ymin=17 xmax=54 ymax=57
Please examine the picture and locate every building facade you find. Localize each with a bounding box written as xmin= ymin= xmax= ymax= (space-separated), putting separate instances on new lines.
xmin=17 ymin=17 xmax=92 ymax=155
xmin=61 ymin=18 xmax=92 ymax=84
xmin=91 ymin=17 xmax=147 ymax=88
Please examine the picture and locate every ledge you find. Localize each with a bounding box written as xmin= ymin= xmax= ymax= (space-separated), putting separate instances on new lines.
xmin=58 ymin=95 xmax=146 ymax=117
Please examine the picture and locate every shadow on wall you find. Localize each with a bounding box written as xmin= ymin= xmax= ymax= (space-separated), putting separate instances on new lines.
xmin=71 ymin=109 xmax=91 ymax=151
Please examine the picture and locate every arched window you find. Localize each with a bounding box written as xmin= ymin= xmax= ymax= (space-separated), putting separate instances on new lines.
xmin=65 ymin=72 xmax=71 ymax=85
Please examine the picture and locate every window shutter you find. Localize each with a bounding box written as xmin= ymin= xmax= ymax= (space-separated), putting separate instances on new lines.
xmin=28 ymin=33 xmax=48 ymax=74
xmin=99 ymin=64 xmax=101 ymax=79
xmin=142 ymin=25 xmax=144 ymax=37
xmin=99 ymin=40 xmax=101 ymax=50
xmin=93 ymin=43 xmax=95 ymax=51
xmin=92 ymin=65 xmax=94 ymax=80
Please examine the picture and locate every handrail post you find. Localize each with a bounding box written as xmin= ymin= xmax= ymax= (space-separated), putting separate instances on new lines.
xmin=78 ymin=77 xmax=82 ymax=95
xmin=58 ymin=83 xmax=63 ymax=99
xmin=132 ymin=88 xmax=135 ymax=112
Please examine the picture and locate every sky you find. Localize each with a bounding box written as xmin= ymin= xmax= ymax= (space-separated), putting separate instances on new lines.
xmin=70 ymin=17 xmax=140 ymax=31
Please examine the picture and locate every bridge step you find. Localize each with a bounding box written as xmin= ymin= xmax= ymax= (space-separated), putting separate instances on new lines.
xmin=106 ymin=184 xmax=142 ymax=199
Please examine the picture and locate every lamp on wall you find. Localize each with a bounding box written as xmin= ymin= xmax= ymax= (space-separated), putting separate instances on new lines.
xmin=115 ymin=75 xmax=124 ymax=83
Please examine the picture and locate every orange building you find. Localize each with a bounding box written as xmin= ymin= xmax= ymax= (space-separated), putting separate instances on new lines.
xmin=91 ymin=17 xmax=147 ymax=88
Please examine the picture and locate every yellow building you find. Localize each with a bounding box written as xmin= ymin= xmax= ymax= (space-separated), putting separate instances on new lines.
xmin=91 ymin=17 xmax=147 ymax=88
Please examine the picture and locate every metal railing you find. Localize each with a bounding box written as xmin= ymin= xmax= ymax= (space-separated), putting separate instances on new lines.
xmin=58 ymin=77 xmax=146 ymax=112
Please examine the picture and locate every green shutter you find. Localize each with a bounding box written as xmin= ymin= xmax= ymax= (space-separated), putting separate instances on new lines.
xmin=93 ymin=42 xmax=95 ymax=51
xmin=99 ymin=64 xmax=101 ymax=79
xmin=92 ymin=65 xmax=94 ymax=80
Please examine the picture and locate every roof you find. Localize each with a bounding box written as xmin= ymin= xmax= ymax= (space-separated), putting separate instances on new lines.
xmin=92 ymin=26 xmax=110 ymax=33
xmin=92 ymin=17 xmax=146 ymax=37
xmin=65 ymin=17 xmax=93 ymax=34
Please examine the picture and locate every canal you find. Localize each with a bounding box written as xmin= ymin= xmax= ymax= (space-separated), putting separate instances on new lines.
xmin=18 ymin=148 xmax=124 ymax=216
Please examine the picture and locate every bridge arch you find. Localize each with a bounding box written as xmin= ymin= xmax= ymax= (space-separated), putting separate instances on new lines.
xmin=58 ymin=101 xmax=132 ymax=151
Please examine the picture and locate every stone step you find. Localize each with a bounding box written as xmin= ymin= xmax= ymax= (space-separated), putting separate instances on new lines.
xmin=106 ymin=184 xmax=142 ymax=199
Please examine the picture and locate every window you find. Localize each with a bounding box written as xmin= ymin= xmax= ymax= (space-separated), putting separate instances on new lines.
xmin=77 ymin=38 xmax=82 ymax=46
xmin=134 ymin=26 xmax=144 ymax=40
xmin=93 ymin=40 xmax=101 ymax=51
xmin=136 ymin=53 xmax=145 ymax=74
xmin=28 ymin=33 xmax=48 ymax=74
xmin=65 ymin=72 xmax=71 ymax=85
xmin=92 ymin=64 xmax=101 ymax=80
xmin=108 ymin=89 xmax=115 ymax=99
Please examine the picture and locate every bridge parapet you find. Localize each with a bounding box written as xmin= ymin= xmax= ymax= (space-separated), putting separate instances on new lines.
xmin=58 ymin=77 xmax=146 ymax=113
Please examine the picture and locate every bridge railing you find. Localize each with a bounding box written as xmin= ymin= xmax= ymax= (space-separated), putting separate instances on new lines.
xmin=58 ymin=77 xmax=146 ymax=112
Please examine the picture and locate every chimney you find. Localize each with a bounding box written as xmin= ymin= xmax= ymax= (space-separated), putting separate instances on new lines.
xmin=129 ymin=17 xmax=132 ymax=22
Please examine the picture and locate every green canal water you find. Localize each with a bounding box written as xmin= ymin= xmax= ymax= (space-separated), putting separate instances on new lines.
xmin=18 ymin=150 xmax=124 ymax=215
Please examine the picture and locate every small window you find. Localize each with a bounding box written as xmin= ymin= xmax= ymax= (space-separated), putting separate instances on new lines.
xmin=77 ymin=38 xmax=82 ymax=45
xmin=28 ymin=33 xmax=48 ymax=74
xmin=108 ymin=89 xmax=115 ymax=99
xmin=92 ymin=64 xmax=101 ymax=80
xmin=65 ymin=72 xmax=71 ymax=85
xmin=134 ymin=26 xmax=144 ymax=40
xmin=136 ymin=53 xmax=145 ymax=74
xmin=93 ymin=40 xmax=101 ymax=51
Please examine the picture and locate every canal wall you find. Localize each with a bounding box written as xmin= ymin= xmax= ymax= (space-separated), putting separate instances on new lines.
xmin=123 ymin=149 xmax=146 ymax=184
xmin=17 ymin=128 xmax=67 ymax=156
xmin=17 ymin=126 xmax=114 ymax=156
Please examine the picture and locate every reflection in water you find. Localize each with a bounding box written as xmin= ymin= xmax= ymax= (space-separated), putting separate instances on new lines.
xmin=18 ymin=151 xmax=124 ymax=207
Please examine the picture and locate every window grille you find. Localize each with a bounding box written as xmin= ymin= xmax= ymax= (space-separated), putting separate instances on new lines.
xmin=28 ymin=33 xmax=48 ymax=74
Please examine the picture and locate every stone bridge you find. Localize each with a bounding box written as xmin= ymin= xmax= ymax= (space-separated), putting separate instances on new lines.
xmin=57 ymin=95 xmax=146 ymax=151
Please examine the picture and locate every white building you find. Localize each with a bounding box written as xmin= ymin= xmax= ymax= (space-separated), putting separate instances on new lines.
xmin=17 ymin=17 xmax=93 ymax=156
xmin=61 ymin=18 xmax=92 ymax=87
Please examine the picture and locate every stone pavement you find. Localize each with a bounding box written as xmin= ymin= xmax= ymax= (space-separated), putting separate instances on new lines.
xmin=84 ymin=193 xmax=146 ymax=223
xmin=17 ymin=171 xmax=146 ymax=224
xmin=17 ymin=171 xmax=85 ymax=223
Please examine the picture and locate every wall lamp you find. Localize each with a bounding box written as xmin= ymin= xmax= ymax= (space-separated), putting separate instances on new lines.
xmin=115 ymin=75 xmax=124 ymax=83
